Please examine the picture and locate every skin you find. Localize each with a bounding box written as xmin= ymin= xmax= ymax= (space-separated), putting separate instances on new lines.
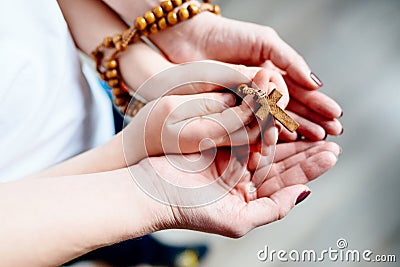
xmin=60 ymin=0 xmax=343 ymax=142
xmin=0 ymin=0 xmax=343 ymax=265
xmin=32 ymin=68 xmax=282 ymax=178
xmin=1 ymin=141 xmax=340 ymax=266
xmin=103 ymin=0 xmax=343 ymax=140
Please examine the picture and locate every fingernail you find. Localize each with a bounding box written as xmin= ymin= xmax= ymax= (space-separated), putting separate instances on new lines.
xmin=323 ymin=132 xmax=328 ymax=140
xmin=339 ymin=111 xmax=344 ymax=118
xmin=295 ymin=190 xmax=311 ymax=205
xmin=340 ymin=128 xmax=344 ymax=135
xmin=310 ymin=72 xmax=323 ymax=87
xmin=223 ymin=93 xmax=235 ymax=106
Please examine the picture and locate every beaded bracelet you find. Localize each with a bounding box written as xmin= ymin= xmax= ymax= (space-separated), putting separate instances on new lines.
xmin=92 ymin=0 xmax=221 ymax=117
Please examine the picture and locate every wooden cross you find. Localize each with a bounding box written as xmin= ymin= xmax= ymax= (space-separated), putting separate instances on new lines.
xmin=237 ymin=84 xmax=299 ymax=133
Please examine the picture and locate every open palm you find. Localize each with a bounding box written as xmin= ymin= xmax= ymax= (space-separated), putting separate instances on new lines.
xmin=131 ymin=140 xmax=339 ymax=237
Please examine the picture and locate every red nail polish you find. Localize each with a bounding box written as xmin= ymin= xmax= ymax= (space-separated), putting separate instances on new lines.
xmin=295 ymin=190 xmax=311 ymax=205
xmin=310 ymin=72 xmax=323 ymax=87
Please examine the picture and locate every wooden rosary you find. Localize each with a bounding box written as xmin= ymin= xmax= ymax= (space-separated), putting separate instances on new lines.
xmin=237 ymin=84 xmax=299 ymax=132
xmin=92 ymin=0 xmax=220 ymax=117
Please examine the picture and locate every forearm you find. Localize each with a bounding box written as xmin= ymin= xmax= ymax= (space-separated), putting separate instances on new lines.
xmin=28 ymin=130 xmax=145 ymax=178
xmin=0 ymin=168 xmax=163 ymax=266
xmin=58 ymin=0 xmax=128 ymax=56
xmin=29 ymin=133 xmax=125 ymax=178
xmin=103 ymin=0 xmax=165 ymax=23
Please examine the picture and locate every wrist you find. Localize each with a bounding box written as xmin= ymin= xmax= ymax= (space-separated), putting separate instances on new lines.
xmin=118 ymin=41 xmax=172 ymax=100
xmin=125 ymin=164 xmax=176 ymax=231
xmin=122 ymin=118 xmax=147 ymax=166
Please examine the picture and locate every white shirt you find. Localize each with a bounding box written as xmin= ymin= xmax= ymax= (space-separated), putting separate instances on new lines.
xmin=0 ymin=0 xmax=114 ymax=181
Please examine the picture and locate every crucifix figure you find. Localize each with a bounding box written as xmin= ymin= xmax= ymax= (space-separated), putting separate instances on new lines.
xmin=237 ymin=84 xmax=300 ymax=133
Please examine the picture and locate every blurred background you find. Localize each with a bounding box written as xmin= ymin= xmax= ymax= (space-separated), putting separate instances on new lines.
xmin=75 ymin=0 xmax=400 ymax=266
xmin=153 ymin=0 xmax=400 ymax=266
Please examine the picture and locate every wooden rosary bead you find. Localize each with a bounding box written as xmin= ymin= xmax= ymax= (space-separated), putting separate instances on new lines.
xmin=135 ymin=17 xmax=147 ymax=31
xmin=144 ymin=11 xmax=156 ymax=24
xmin=158 ymin=17 xmax=168 ymax=30
xmin=107 ymin=59 xmax=118 ymax=69
xmin=103 ymin=36 xmax=113 ymax=48
xmin=127 ymin=100 xmax=145 ymax=117
xmin=153 ymin=6 xmax=164 ymax=18
xmin=161 ymin=1 xmax=174 ymax=12
xmin=112 ymin=34 xmax=122 ymax=44
xmin=171 ymin=0 xmax=182 ymax=7
xmin=178 ymin=7 xmax=190 ymax=21
xmin=92 ymin=49 xmax=104 ymax=60
xmin=188 ymin=4 xmax=200 ymax=17
xmin=213 ymin=5 xmax=221 ymax=15
xmin=120 ymin=105 xmax=128 ymax=114
xmin=115 ymin=41 xmax=128 ymax=52
xmin=128 ymin=108 xmax=140 ymax=117
xmin=120 ymin=81 xmax=130 ymax=93
xmin=122 ymin=28 xmax=133 ymax=40
xmin=115 ymin=97 xmax=128 ymax=107
xmin=105 ymin=69 xmax=118 ymax=79
xmin=167 ymin=11 xmax=179 ymax=25
xmin=112 ymin=88 xmax=126 ymax=97
xmin=108 ymin=79 xmax=119 ymax=88
xmin=111 ymin=87 xmax=121 ymax=96
xmin=140 ymin=29 xmax=149 ymax=37
xmin=149 ymin=23 xmax=159 ymax=34
xmin=203 ymin=0 xmax=212 ymax=3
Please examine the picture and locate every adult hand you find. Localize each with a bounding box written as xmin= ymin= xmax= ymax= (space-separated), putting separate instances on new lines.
xmin=119 ymin=12 xmax=343 ymax=141
xmin=262 ymin=61 xmax=343 ymax=141
xmin=132 ymin=140 xmax=340 ymax=237
xmin=150 ymin=12 xmax=321 ymax=90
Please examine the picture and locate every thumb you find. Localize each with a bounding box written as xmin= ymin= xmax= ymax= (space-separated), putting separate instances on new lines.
xmin=245 ymin=185 xmax=311 ymax=228
xmin=165 ymin=92 xmax=236 ymax=123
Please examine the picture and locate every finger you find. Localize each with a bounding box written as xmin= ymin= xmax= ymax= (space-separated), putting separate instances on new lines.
xmin=273 ymin=141 xmax=327 ymax=162
xmin=143 ymin=61 xmax=262 ymax=99
xmin=174 ymin=96 xmax=255 ymax=147
xmin=122 ymin=42 xmax=228 ymax=98
xmin=248 ymin=141 xmax=328 ymax=187
xmin=164 ymin=92 xmax=236 ymax=123
xmin=250 ymin=69 xmax=288 ymax=154
xmin=256 ymin=26 xmax=321 ymax=90
xmin=251 ymin=69 xmax=289 ymax=108
xmin=270 ymin=142 xmax=341 ymax=177
xmin=260 ymin=125 xmax=278 ymax=156
xmin=285 ymin=110 xmax=326 ymax=141
xmin=285 ymin=76 xmax=343 ymax=119
xmin=278 ymin=127 xmax=298 ymax=142
xmin=247 ymin=141 xmax=327 ymax=173
xmin=124 ymin=44 xmax=262 ymax=100
xmin=171 ymin=62 xmax=262 ymax=96
xmin=209 ymin=94 xmax=261 ymax=147
xmin=287 ymin=99 xmax=343 ymax=136
xmin=244 ymin=185 xmax=310 ymax=229
xmin=257 ymin=151 xmax=338 ymax=198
